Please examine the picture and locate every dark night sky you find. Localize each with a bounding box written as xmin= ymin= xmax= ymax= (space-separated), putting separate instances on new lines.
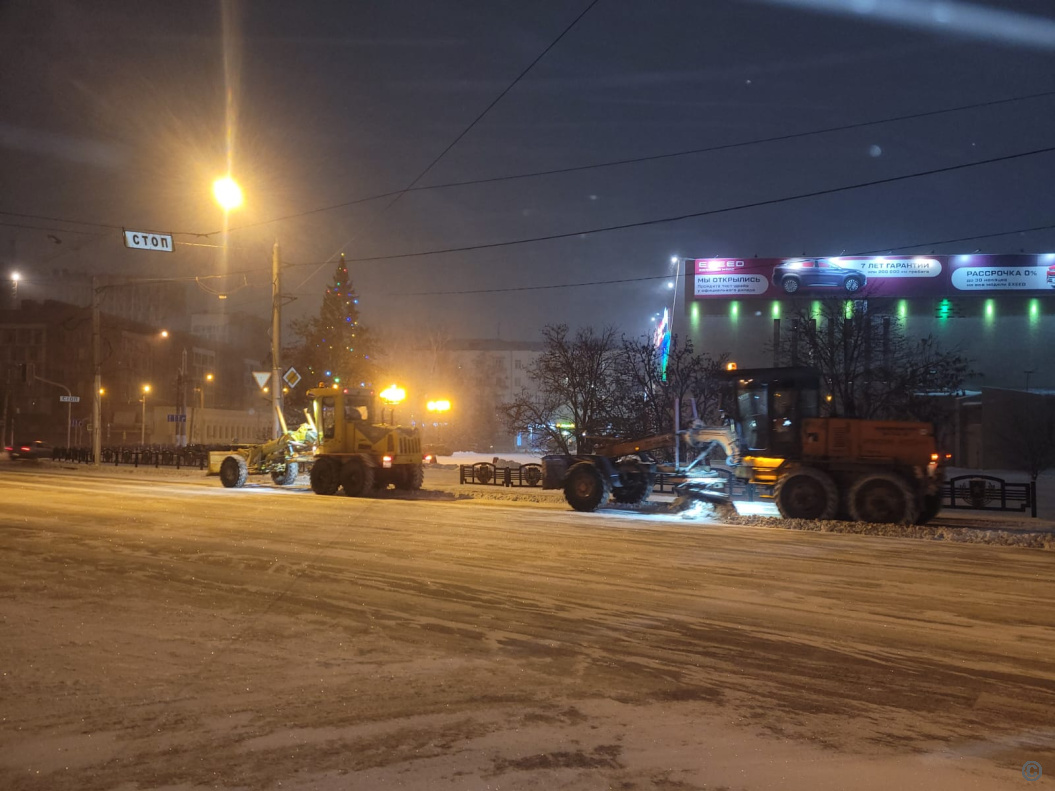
xmin=2 ymin=0 xmax=1054 ymax=343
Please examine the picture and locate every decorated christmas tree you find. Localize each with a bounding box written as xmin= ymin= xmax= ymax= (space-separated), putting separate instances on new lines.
xmin=288 ymin=254 xmax=376 ymax=400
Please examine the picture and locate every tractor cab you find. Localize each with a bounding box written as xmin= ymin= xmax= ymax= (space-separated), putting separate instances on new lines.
xmin=306 ymin=387 xmax=392 ymax=451
xmin=722 ymin=367 xmax=822 ymax=460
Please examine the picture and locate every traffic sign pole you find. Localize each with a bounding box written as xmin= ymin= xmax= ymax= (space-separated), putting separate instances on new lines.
xmin=33 ymin=373 xmax=76 ymax=449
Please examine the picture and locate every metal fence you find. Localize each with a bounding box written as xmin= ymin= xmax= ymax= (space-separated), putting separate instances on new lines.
xmin=52 ymin=446 xmax=211 ymax=470
xmin=459 ymin=462 xmax=543 ymax=487
xmin=941 ymin=474 xmax=1036 ymax=518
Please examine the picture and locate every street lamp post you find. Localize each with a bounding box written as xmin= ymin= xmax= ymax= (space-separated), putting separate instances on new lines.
xmin=140 ymin=384 xmax=151 ymax=446
xmin=189 ymin=373 xmax=213 ymax=445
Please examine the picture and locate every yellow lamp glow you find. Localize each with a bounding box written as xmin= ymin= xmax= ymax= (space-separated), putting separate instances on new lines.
xmin=212 ymin=176 xmax=243 ymax=211
xmin=379 ymin=384 xmax=406 ymax=405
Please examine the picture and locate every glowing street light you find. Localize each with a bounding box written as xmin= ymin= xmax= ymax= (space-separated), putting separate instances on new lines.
xmin=379 ymin=384 xmax=406 ymax=425
xmin=379 ymin=384 xmax=406 ymax=405
xmin=427 ymin=399 xmax=451 ymax=413
xmin=212 ymin=176 xmax=243 ymax=211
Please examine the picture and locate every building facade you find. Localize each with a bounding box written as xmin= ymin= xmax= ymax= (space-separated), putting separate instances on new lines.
xmin=0 ymin=300 xmax=271 ymax=448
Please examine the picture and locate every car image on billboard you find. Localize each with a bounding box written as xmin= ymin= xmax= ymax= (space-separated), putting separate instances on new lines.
xmin=772 ymin=259 xmax=867 ymax=295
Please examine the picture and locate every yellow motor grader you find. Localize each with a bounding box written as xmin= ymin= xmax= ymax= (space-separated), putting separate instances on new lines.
xmin=305 ymin=386 xmax=424 ymax=497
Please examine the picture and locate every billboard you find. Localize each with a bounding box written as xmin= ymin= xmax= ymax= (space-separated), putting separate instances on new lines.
xmin=688 ymin=254 xmax=1055 ymax=300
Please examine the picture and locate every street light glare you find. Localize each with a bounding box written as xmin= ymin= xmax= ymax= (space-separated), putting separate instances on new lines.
xmin=11 ymin=271 xmax=20 ymax=282
xmin=143 ymin=384 xmax=151 ymax=393
xmin=379 ymin=384 xmax=406 ymax=405
xmin=212 ymin=176 xmax=244 ymax=211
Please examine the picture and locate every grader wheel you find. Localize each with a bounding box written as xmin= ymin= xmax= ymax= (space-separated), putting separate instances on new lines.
xmin=849 ymin=472 xmax=919 ymax=524
xmin=773 ymin=466 xmax=838 ymax=521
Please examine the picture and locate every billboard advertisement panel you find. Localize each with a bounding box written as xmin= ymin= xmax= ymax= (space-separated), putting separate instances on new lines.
xmin=688 ymin=254 xmax=1055 ymax=300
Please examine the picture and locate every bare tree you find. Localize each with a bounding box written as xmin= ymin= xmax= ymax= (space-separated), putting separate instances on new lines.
xmin=611 ymin=334 xmax=728 ymax=441
xmin=502 ymin=324 xmax=619 ymax=454
xmin=772 ymin=299 xmax=972 ymax=423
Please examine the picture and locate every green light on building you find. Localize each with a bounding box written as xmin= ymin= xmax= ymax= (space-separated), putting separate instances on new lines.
xmin=730 ymin=301 xmax=739 ymax=322
xmin=844 ymin=300 xmax=854 ymax=319
xmin=937 ymin=299 xmax=951 ymax=322
xmin=984 ymin=299 xmax=995 ymax=323
xmin=897 ymin=300 xmax=908 ymax=320
xmin=811 ymin=300 xmax=822 ymax=320
xmin=771 ymin=301 xmax=781 ymax=319
xmin=691 ymin=302 xmax=700 ymax=330
xmin=1029 ymin=299 xmax=1041 ymax=325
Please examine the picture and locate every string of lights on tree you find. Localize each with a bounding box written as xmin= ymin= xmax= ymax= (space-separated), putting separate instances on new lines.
xmin=299 ymin=254 xmax=373 ymax=390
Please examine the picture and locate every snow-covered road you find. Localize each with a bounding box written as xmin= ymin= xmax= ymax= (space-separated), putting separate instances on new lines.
xmin=1 ymin=465 xmax=1053 ymax=790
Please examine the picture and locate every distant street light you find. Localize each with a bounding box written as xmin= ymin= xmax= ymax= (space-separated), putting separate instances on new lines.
xmin=212 ymin=176 xmax=243 ymax=211
xmin=9 ymin=271 xmax=19 ymax=307
xmin=140 ymin=384 xmax=151 ymax=447
xmin=427 ymin=398 xmax=452 ymax=447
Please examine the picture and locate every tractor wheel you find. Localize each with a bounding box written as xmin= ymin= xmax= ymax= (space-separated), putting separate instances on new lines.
xmin=563 ymin=462 xmax=611 ymax=512
xmin=219 ymin=455 xmax=249 ymax=489
xmin=916 ymin=493 xmax=942 ymax=525
xmin=310 ymin=457 xmax=342 ymax=496
xmin=396 ymin=463 xmax=424 ymax=491
xmin=270 ymin=462 xmax=299 ymax=486
xmin=341 ymin=455 xmax=375 ymax=497
xmin=848 ymin=472 xmax=918 ymax=524
xmin=774 ymin=466 xmax=838 ymax=520
xmin=611 ymin=470 xmax=656 ymax=505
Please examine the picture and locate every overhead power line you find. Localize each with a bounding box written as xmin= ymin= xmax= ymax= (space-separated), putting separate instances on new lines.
xmin=398 ymin=221 xmax=1055 ymax=297
xmin=3 ymin=87 xmax=1052 ymax=240
xmin=218 ymin=87 xmax=1055 ymax=235
xmin=0 ymin=220 xmax=106 ymax=236
xmin=862 ymin=222 xmax=1055 ymax=254
xmin=307 ymin=144 xmax=1055 ymax=265
xmin=282 ymin=0 xmax=602 ymax=295
xmin=383 ymin=0 xmax=603 ymax=212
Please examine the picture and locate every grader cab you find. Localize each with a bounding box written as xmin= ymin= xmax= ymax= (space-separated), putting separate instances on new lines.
xmin=306 ymin=387 xmax=424 ymax=497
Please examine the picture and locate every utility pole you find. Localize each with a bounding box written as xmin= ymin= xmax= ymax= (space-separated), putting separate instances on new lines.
xmin=271 ymin=241 xmax=283 ymax=439
xmin=178 ymin=347 xmax=188 ymax=447
xmin=92 ymin=277 xmax=102 ymax=466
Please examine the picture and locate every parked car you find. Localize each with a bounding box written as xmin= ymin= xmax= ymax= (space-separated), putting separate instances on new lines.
xmin=772 ymin=259 xmax=866 ymax=294
xmin=8 ymin=440 xmax=54 ymax=460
